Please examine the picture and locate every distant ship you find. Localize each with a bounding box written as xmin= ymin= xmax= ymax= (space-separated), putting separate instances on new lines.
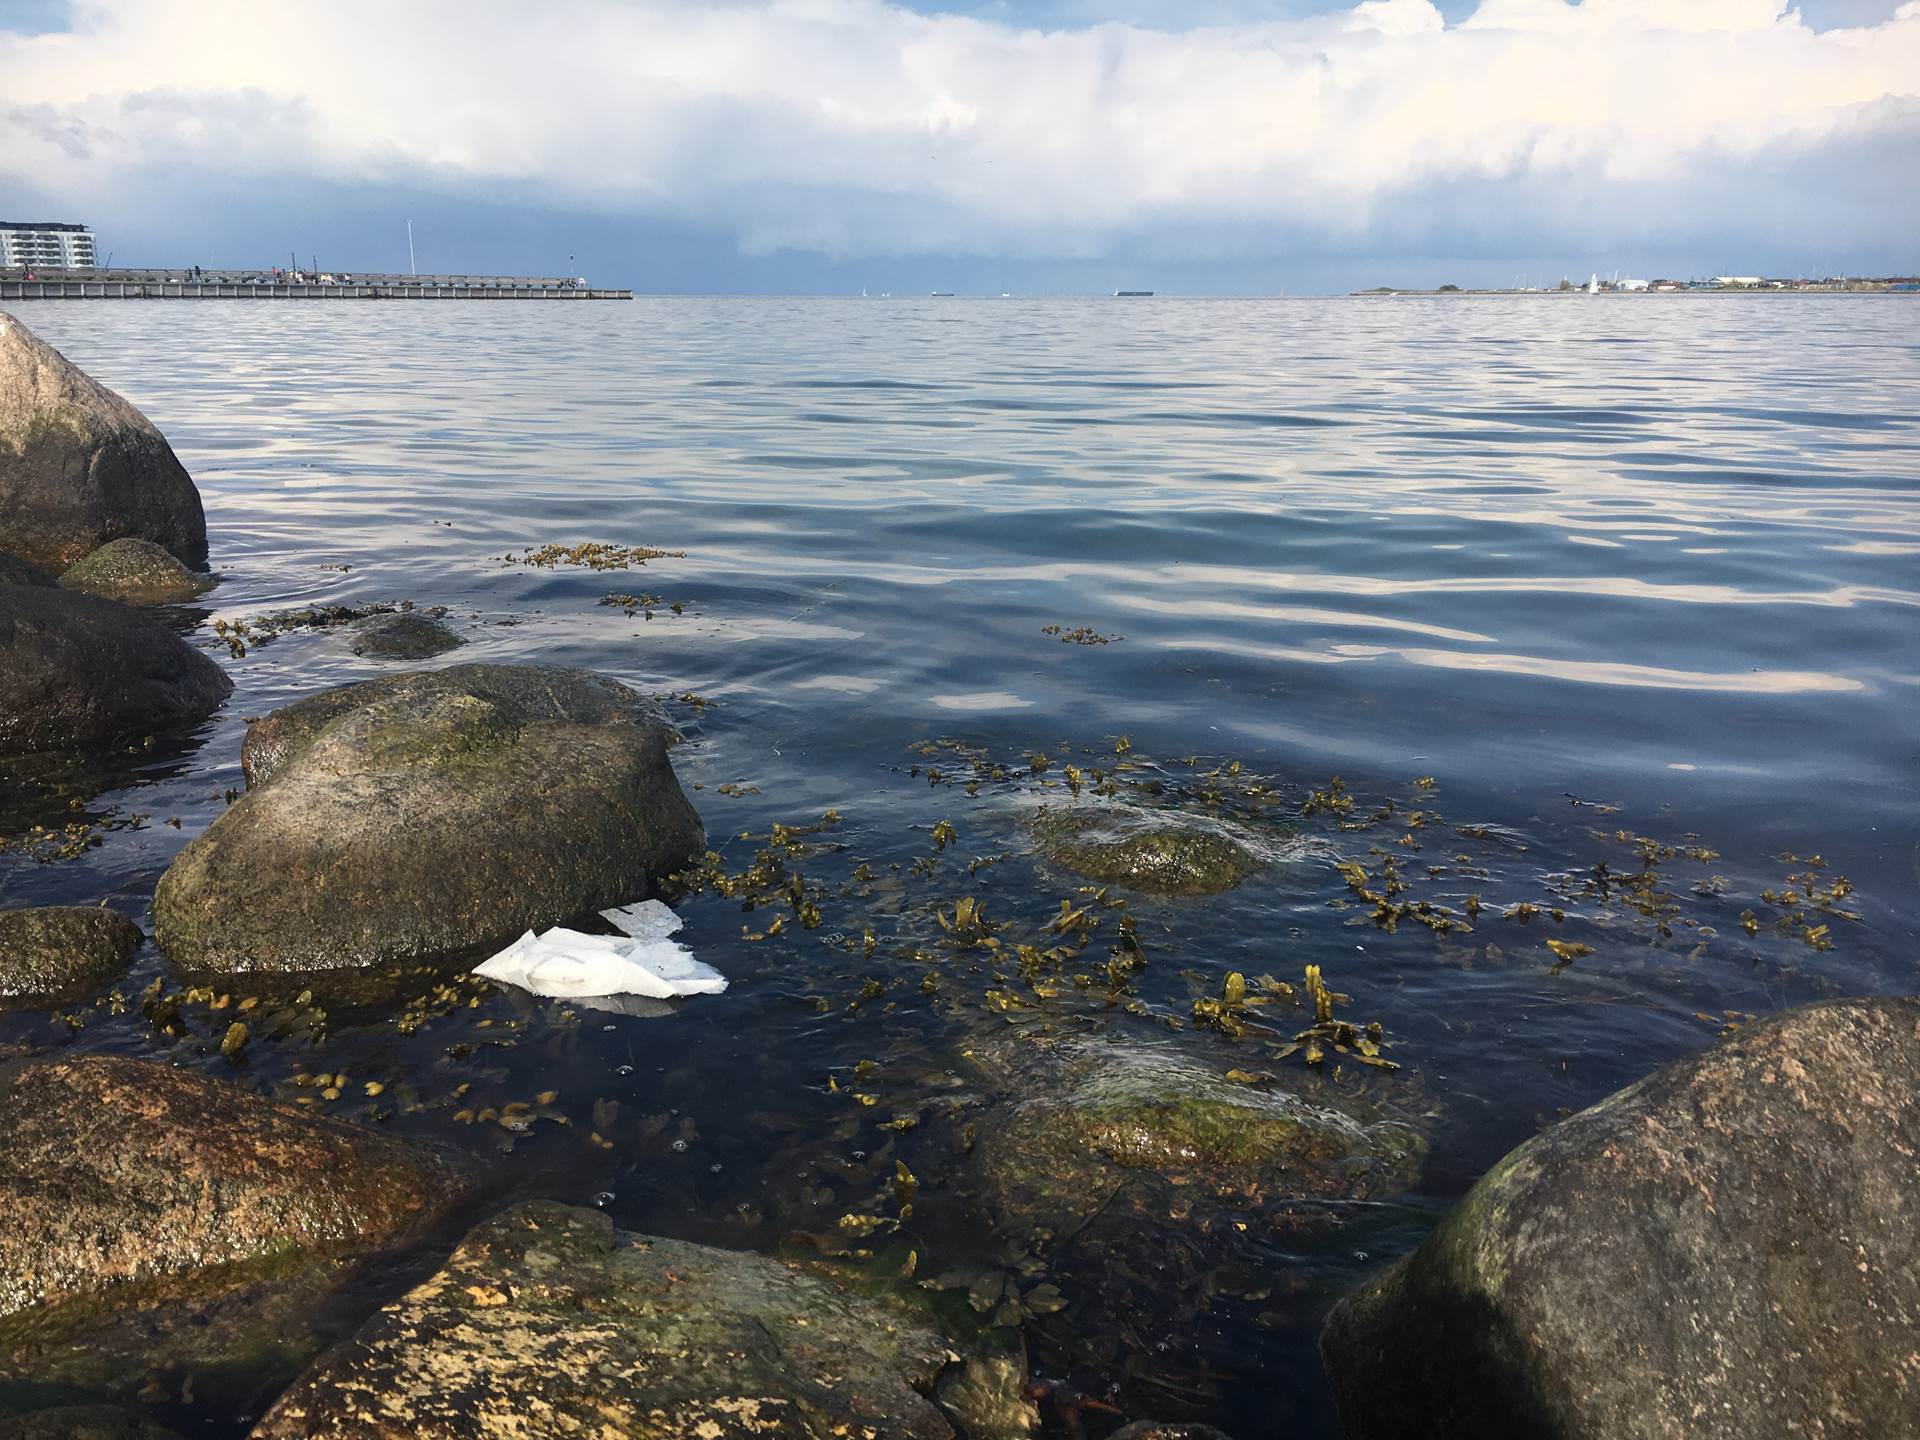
xmin=929 ymin=291 xmax=955 ymax=297
xmin=1115 ymin=290 xmax=1154 ymax=297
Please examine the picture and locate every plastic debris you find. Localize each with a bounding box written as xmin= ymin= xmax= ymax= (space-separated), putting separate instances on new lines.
xmin=474 ymin=900 xmax=726 ymax=1002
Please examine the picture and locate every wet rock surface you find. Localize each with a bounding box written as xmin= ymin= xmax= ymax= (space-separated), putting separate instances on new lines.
xmin=0 ymin=586 xmax=231 ymax=756
xmin=0 ymin=315 xmax=206 ymax=574
xmin=0 ymin=1407 xmax=183 ymax=1440
xmin=1039 ymin=814 xmax=1258 ymax=895
xmin=57 ymin=539 xmax=212 ymax=606
xmin=1321 ymin=997 xmax=1920 ymax=1440
xmin=345 ymin=609 xmax=462 ymax=659
xmin=253 ymin=1199 xmax=1034 ymax=1440
xmin=155 ymin=664 xmax=703 ymax=973
xmin=0 ymin=1055 xmax=470 ymax=1344
xmin=0 ymin=555 xmax=54 ymax=588
xmin=0 ymin=907 xmax=142 ymax=1011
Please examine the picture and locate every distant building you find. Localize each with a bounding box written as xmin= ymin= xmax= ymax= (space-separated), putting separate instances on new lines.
xmin=1713 ymin=276 xmax=1764 ymax=288
xmin=0 ymin=221 xmax=96 ymax=269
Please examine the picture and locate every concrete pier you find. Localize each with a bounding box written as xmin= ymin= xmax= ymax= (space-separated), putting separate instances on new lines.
xmin=1 ymin=268 xmax=631 ymax=301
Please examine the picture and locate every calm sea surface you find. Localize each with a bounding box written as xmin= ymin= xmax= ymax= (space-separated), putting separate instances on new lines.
xmin=4 ymin=297 xmax=1918 ymax=1435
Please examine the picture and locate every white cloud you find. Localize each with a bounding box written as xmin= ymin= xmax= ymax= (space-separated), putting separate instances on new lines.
xmin=2 ymin=0 xmax=1916 ymax=260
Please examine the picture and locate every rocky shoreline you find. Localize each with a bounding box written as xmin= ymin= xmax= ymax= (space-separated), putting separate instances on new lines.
xmin=2 ymin=311 xmax=1913 ymax=1438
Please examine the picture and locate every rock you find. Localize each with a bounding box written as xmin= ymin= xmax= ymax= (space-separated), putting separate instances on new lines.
xmin=252 ymin=1199 xmax=1033 ymax=1439
xmin=1039 ymin=814 xmax=1257 ymax=895
xmin=0 ymin=586 xmax=231 ymax=756
xmin=155 ymin=664 xmax=702 ymax=973
xmin=346 ymin=610 xmax=462 ymax=659
xmin=0 ymin=315 xmax=206 ymax=574
xmin=970 ymin=1033 xmax=1424 ymax=1238
xmin=0 ymin=1407 xmax=183 ymax=1440
xmin=0 ymin=906 xmax=142 ymax=1011
xmin=1321 ymin=997 xmax=1920 ymax=1440
xmin=0 ymin=1057 xmax=471 ymax=1423
xmin=57 ymin=539 xmax=211 ymax=606
xmin=0 ymin=1055 xmax=469 ymax=1346
xmin=1109 ymin=1426 xmax=1236 ymax=1440
xmin=0 ymin=553 xmax=54 ymax=587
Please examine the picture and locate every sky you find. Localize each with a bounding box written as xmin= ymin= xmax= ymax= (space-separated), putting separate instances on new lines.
xmin=2 ymin=0 xmax=1916 ymax=293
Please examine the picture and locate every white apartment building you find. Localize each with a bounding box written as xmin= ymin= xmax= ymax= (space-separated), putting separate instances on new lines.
xmin=0 ymin=222 xmax=97 ymax=269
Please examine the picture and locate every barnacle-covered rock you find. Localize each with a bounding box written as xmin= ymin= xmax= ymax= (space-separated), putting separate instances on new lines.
xmin=155 ymin=664 xmax=701 ymax=973
xmin=1322 ymin=997 xmax=1920 ymax=1440
xmin=252 ymin=1199 xmax=1034 ymax=1439
xmin=0 ymin=906 xmax=141 ymax=1011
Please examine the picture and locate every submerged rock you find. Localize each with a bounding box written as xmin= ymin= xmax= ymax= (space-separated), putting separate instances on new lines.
xmin=346 ymin=609 xmax=462 ymax=659
xmin=155 ymin=664 xmax=702 ymax=973
xmin=0 ymin=315 xmax=207 ymax=574
xmin=1039 ymin=814 xmax=1257 ymax=896
xmin=253 ymin=1199 xmax=1033 ymax=1439
xmin=0 ymin=1055 xmax=469 ymax=1356
xmin=57 ymin=539 xmax=212 ymax=606
xmin=0 ymin=587 xmax=231 ymax=756
xmin=970 ymin=1032 xmax=1423 ymax=1237
xmin=0 ymin=907 xmax=142 ymax=1011
xmin=1321 ymin=997 xmax=1920 ymax=1440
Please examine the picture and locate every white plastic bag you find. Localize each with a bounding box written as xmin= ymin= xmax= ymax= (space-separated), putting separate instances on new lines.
xmin=473 ymin=900 xmax=726 ymax=1002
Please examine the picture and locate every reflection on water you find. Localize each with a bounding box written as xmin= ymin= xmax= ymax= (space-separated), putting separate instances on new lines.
xmin=2 ymin=296 xmax=1918 ymax=1437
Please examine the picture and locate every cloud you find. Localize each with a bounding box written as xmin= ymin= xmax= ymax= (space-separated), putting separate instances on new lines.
xmin=2 ymin=0 xmax=1916 ymax=266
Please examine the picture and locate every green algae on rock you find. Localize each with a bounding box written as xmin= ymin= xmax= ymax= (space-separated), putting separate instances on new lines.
xmin=0 ymin=315 xmax=207 ymax=574
xmin=55 ymin=540 xmax=212 ymax=607
xmin=1036 ymin=812 xmax=1258 ymax=896
xmin=969 ymin=1033 xmax=1424 ymax=1233
xmin=252 ymin=1199 xmax=1035 ymax=1440
xmin=1321 ymin=997 xmax=1920 ymax=1440
xmin=0 ymin=1055 xmax=470 ymax=1349
xmin=346 ymin=610 xmax=463 ymax=660
xmin=0 ymin=587 xmax=231 ymax=757
xmin=154 ymin=664 xmax=703 ymax=973
xmin=0 ymin=907 xmax=141 ymax=1011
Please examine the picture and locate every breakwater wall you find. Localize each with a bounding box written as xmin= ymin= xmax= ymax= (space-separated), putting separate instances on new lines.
xmin=1 ymin=269 xmax=631 ymax=301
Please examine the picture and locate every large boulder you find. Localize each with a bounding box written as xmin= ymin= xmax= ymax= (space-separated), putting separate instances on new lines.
xmin=1321 ymin=997 xmax=1920 ymax=1440
xmin=57 ymin=538 xmax=211 ymax=606
xmin=0 ymin=1055 xmax=469 ymax=1365
xmin=0 ymin=906 xmax=142 ymax=1011
xmin=253 ymin=1199 xmax=1032 ymax=1439
xmin=346 ymin=609 xmax=462 ymax=659
xmin=1037 ymin=812 xmax=1258 ymax=896
xmin=0 ymin=586 xmax=231 ymax=755
xmin=0 ymin=315 xmax=206 ymax=573
xmin=155 ymin=664 xmax=702 ymax=973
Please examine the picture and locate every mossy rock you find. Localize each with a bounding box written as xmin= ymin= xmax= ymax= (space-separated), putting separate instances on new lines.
xmin=0 ymin=315 xmax=207 ymax=574
xmin=252 ymin=1199 xmax=1034 ymax=1439
xmin=0 ymin=587 xmax=231 ymax=757
xmin=1322 ymin=998 xmax=1920 ymax=1440
xmin=968 ymin=1032 xmax=1424 ymax=1234
xmin=1038 ymin=814 xmax=1257 ymax=895
xmin=155 ymin=664 xmax=702 ymax=973
xmin=0 ymin=907 xmax=141 ymax=1011
xmin=0 ymin=1055 xmax=470 ymax=1370
xmin=347 ymin=610 xmax=463 ymax=660
xmin=56 ymin=540 xmax=211 ymax=606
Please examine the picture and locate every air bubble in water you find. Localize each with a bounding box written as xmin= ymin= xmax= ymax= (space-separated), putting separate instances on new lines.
xmin=592 ymin=1192 xmax=615 ymax=1208
xmin=671 ymin=1138 xmax=689 ymax=1153
xmin=615 ymin=1064 xmax=634 ymax=1077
